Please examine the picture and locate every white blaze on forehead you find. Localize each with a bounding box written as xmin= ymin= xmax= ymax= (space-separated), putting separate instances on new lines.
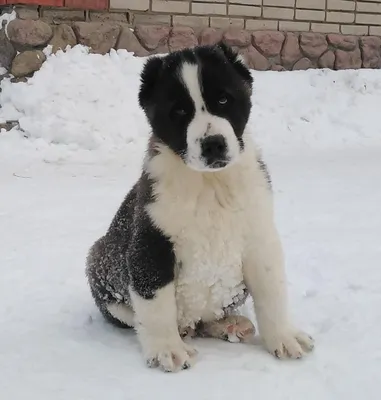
xmin=179 ymin=61 xmax=241 ymax=172
xmin=180 ymin=62 xmax=204 ymax=111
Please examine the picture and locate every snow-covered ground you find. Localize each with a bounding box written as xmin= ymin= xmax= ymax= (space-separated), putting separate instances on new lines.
xmin=1 ymin=46 xmax=381 ymax=400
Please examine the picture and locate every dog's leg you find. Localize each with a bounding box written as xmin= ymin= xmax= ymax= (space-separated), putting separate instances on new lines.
xmin=197 ymin=315 xmax=255 ymax=343
xmin=243 ymin=189 xmax=314 ymax=359
xmin=130 ymin=283 xmax=197 ymax=372
xmin=106 ymin=303 xmax=135 ymax=327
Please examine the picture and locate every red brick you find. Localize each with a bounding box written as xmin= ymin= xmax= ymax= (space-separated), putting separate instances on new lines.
xmin=7 ymin=0 xmax=64 ymax=5
xmin=64 ymin=0 xmax=108 ymax=9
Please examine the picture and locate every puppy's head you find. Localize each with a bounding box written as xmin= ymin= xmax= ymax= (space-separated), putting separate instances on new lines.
xmin=139 ymin=43 xmax=253 ymax=172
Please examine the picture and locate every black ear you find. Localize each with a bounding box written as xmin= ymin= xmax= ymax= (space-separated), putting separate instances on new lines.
xmin=216 ymin=41 xmax=253 ymax=90
xmin=138 ymin=56 xmax=164 ymax=111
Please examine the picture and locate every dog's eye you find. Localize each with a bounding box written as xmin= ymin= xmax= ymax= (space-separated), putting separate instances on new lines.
xmin=218 ymin=96 xmax=228 ymax=105
xmin=175 ymin=108 xmax=186 ymax=116
xmin=171 ymin=104 xmax=187 ymax=117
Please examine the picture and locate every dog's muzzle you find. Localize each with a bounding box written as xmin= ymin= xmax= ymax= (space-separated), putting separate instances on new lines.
xmin=201 ymin=135 xmax=229 ymax=168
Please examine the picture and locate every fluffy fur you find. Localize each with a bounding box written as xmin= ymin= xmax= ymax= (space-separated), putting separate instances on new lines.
xmin=86 ymin=43 xmax=314 ymax=372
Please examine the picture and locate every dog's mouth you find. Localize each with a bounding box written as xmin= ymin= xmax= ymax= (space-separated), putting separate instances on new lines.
xmin=208 ymin=160 xmax=229 ymax=169
xmin=184 ymin=155 xmax=233 ymax=172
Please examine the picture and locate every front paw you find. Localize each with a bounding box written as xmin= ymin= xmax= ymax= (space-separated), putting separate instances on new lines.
xmin=262 ymin=328 xmax=315 ymax=359
xmin=144 ymin=339 xmax=197 ymax=372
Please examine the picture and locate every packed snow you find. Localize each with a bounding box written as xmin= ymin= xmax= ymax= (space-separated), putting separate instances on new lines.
xmin=0 ymin=9 xmax=16 ymax=31
xmin=1 ymin=45 xmax=381 ymax=400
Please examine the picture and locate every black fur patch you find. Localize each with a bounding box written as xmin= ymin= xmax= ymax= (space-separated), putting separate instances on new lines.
xmin=128 ymin=210 xmax=175 ymax=300
xmin=257 ymin=157 xmax=272 ymax=190
xmin=86 ymin=171 xmax=176 ymax=324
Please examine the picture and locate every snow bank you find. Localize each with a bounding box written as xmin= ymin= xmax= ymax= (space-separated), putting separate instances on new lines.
xmin=0 ymin=9 xmax=16 ymax=32
xmin=1 ymin=44 xmax=381 ymax=167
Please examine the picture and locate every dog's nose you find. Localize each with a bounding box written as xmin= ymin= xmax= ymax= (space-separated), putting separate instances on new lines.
xmin=201 ymin=135 xmax=227 ymax=165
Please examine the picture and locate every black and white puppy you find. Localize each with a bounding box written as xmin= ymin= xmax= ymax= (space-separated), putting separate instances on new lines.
xmin=86 ymin=43 xmax=314 ymax=372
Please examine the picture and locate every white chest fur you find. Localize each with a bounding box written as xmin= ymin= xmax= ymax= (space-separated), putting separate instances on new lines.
xmin=146 ymin=141 xmax=267 ymax=329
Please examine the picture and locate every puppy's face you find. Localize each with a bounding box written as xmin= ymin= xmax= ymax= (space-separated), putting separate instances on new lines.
xmin=139 ymin=43 xmax=253 ymax=172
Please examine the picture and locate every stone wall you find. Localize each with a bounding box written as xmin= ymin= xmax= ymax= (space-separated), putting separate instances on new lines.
xmin=1 ymin=2 xmax=381 ymax=78
xmin=1 ymin=15 xmax=381 ymax=77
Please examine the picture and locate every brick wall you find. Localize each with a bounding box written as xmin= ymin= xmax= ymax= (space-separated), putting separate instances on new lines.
xmin=109 ymin=0 xmax=381 ymax=35
xmin=4 ymin=1 xmax=381 ymax=36
xmin=4 ymin=1 xmax=108 ymax=8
